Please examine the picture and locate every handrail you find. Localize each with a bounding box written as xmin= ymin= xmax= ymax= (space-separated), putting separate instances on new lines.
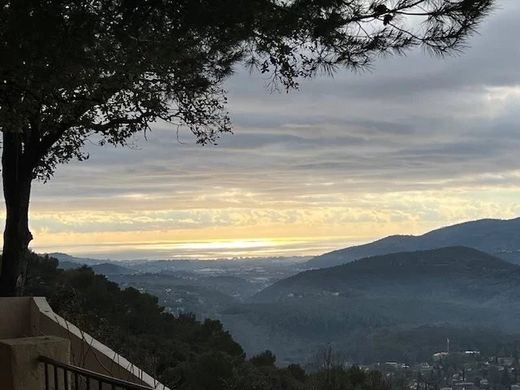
xmin=39 ymin=356 xmax=154 ymax=390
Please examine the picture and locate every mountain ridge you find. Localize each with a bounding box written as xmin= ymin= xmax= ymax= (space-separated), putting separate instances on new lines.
xmin=220 ymin=246 xmax=520 ymax=363
xmin=254 ymin=246 xmax=520 ymax=303
xmin=304 ymin=217 xmax=520 ymax=268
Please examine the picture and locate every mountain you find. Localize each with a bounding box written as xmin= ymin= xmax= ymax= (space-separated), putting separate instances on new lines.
xmin=220 ymin=247 xmax=520 ymax=364
xmin=305 ymin=217 xmax=520 ymax=268
xmin=256 ymin=247 xmax=520 ymax=303
xmin=49 ymin=252 xmax=109 ymax=266
xmin=91 ymin=262 xmax=134 ymax=275
xmin=55 ymin=256 xmax=134 ymax=275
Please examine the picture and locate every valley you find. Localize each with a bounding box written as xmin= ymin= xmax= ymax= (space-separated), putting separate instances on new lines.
xmin=50 ymin=217 xmax=520 ymax=367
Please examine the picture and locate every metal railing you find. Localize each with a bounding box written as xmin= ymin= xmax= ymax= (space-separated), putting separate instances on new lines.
xmin=39 ymin=356 xmax=154 ymax=390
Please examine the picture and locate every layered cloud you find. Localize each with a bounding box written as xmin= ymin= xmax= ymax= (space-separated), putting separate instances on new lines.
xmin=25 ymin=0 xmax=520 ymax=259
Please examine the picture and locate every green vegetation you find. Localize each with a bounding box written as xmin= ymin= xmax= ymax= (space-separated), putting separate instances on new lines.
xmin=222 ymin=247 xmax=520 ymax=363
xmin=23 ymin=252 xmax=389 ymax=389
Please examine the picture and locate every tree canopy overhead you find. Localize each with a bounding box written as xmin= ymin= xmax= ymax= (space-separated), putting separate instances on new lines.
xmin=0 ymin=0 xmax=494 ymax=296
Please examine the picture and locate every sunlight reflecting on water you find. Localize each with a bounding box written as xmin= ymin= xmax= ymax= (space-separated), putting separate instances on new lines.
xmin=32 ymin=236 xmax=360 ymax=260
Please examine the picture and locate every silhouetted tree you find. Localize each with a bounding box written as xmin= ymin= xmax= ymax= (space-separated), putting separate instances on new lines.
xmin=250 ymin=350 xmax=277 ymax=367
xmin=0 ymin=0 xmax=493 ymax=295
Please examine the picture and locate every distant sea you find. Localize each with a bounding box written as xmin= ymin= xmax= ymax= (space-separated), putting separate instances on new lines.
xmin=32 ymin=236 xmax=363 ymax=260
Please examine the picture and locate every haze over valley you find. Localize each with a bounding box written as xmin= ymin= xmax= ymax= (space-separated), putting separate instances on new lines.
xmin=50 ymin=217 xmax=520 ymax=366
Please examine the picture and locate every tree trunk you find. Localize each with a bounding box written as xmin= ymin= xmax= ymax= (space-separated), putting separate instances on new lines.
xmin=0 ymin=131 xmax=33 ymax=297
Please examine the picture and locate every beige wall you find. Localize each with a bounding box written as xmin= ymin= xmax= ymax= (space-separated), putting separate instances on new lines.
xmin=0 ymin=336 xmax=69 ymax=390
xmin=0 ymin=297 xmax=32 ymax=339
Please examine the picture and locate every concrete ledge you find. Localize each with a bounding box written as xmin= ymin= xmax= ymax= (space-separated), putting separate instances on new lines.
xmin=0 ymin=336 xmax=69 ymax=390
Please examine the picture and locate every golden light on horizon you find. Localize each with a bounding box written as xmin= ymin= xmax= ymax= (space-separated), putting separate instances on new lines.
xmin=21 ymin=181 xmax=520 ymax=260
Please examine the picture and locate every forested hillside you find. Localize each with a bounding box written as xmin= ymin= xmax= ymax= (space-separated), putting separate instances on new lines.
xmin=220 ymin=247 xmax=520 ymax=364
xmin=23 ymin=253 xmax=389 ymax=390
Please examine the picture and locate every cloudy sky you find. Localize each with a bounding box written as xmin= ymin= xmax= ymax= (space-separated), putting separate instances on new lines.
xmin=28 ymin=0 xmax=520 ymax=260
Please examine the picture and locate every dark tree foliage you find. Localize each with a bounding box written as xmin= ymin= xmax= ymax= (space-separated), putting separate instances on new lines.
xmin=0 ymin=0 xmax=494 ymax=296
xmin=250 ymin=350 xmax=278 ymax=367
xmin=24 ymin=253 xmax=245 ymax=388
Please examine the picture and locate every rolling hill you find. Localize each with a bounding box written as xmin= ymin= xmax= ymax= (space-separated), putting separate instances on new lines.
xmin=305 ymin=217 xmax=520 ymax=269
xmin=56 ymin=259 xmax=135 ymax=275
xmin=220 ymin=247 xmax=520 ymax=364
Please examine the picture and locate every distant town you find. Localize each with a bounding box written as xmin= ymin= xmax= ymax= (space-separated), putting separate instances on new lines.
xmin=364 ymin=344 xmax=520 ymax=390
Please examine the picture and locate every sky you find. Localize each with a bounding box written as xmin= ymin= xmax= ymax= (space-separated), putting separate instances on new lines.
xmin=26 ymin=0 xmax=520 ymax=260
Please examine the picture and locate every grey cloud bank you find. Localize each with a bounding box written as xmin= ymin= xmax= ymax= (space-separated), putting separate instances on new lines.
xmin=28 ymin=0 xmax=520 ymax=258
